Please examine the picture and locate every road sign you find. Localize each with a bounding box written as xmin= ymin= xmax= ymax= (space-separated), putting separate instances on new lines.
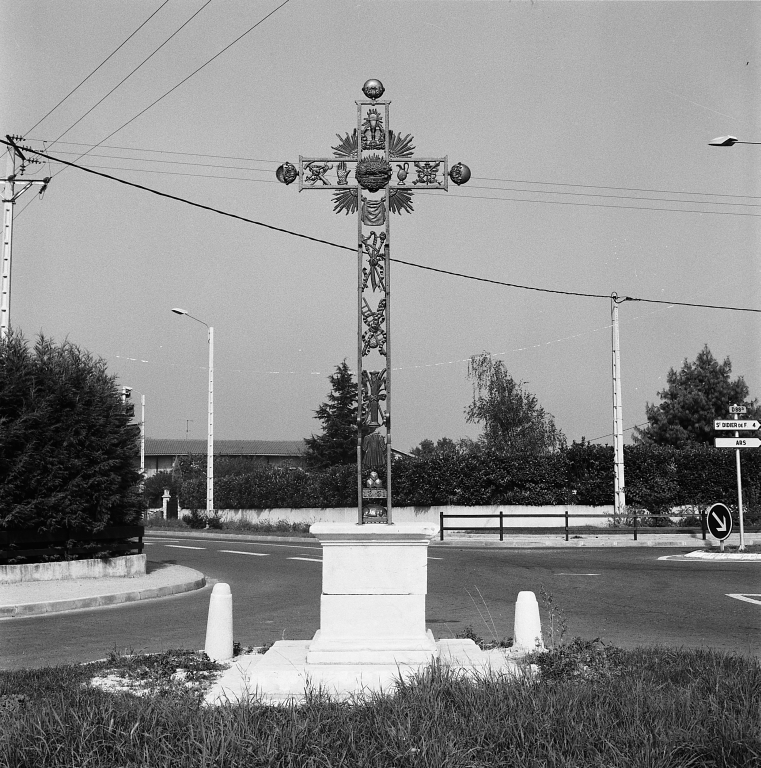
xmin=706 ymin=503 xmax=732 ymax=541
xmin=714 ymin=437 xmax=761 ymax=448
xmin=729 ymin=405 xmax=747 ymax=414
xmin=714 ymin=420 xmax=760 ymax=431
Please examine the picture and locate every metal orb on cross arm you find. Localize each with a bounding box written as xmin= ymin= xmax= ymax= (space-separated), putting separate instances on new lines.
xmin=276 ymin=162 xmax=298 ymax=185
xmin=362 ymin=79 xmax=385 ymax=100
xmin=449 ymin=162 xmax=471 ymax=186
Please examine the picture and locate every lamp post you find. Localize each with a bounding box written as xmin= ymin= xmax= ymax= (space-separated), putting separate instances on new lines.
xmin=707 ymin=135 xmax=760 ymax=550
xmin=121 ymin=388 xmax=146 ymax=476
xmin=172 ymin=308 xmax=214 ymax=514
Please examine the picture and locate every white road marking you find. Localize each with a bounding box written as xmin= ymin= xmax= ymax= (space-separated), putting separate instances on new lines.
xmin=428 ymin=557 xmax=444 ymax=560
xmin=556 ymin=573 xmax=600 ymax=576
xmin=288 ymin=557 xmax=323 ymax=563
xmin=727 ymin=594 xmax=761 ymax=606
xmin=164 ymin=544 xmax=206 ymax=550
xmin=219 ymin=550 xmax=269 ymax=557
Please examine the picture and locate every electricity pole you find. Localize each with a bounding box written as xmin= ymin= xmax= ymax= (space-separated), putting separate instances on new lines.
xmin=611 ymin=293 xmax=626 ymax=520
xmin=1 ymin=136 xmax=50 ymax=339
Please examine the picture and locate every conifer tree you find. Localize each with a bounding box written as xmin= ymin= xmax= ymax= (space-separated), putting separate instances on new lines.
xmin=304 ymin=360 xmax=359 ymax=469
xmin=634 ymin=344 xmax=761 ymax=447
xmin=0 ymin=330 xmax=144 ymax=530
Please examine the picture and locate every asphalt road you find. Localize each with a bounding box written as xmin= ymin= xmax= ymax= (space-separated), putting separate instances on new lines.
xmin=1 ymin=536 xmax=759 ymax=670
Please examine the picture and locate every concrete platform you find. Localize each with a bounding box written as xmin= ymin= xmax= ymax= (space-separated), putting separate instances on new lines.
xmin=0 ymin=562 xmax=206 ymax=619
xmin=205 ymin=638 xmax=528 ymax=706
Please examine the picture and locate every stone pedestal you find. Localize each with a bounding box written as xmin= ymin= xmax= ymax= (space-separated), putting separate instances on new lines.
xmin=306 ymin=522 xmax=438 ymax=665
xmin=204 ymin=522 xmax=523 ymax=705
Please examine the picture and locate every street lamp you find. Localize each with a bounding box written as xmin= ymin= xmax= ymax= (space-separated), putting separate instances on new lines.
xmin=705 ymin=135 xmax=759 ymax=550
xmin=172 ymin=307 xmax=214 ymax=514
xmin=121 ymin=387 xmax=146 ymax=476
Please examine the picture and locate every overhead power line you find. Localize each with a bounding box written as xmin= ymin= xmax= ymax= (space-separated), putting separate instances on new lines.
xmin=7 ymin=141 xmax=761 ymax=315
xmin=25 ymin=1 xmax=170 ymax=135
xmin=47 ymin=0 xmax=214 ymax=153
xmin=27 ymin=139 xmax=281 ymax=165
xmin=58 ymin=0 xmax=292 ymax=168
xmin=587 ymin=423 xmax=649 ymax=443
xmin=416 ymin=190 xmax=761 ymax=218
xmin=32 ymin=138 xmax=761 ymax=201
xmin=475 ymin=176 xmax=761 ymax=201
xmin=41 ymin=152 xmax=761 ymax=215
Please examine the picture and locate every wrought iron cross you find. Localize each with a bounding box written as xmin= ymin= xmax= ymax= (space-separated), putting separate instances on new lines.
xmin=277 ymin=79 xmax=470 ymax=524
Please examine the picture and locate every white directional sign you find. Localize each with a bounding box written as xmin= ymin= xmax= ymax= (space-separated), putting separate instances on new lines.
xmin=706 ymin=503 xmax=732 ymax=541
xmin=714 ymin=437 xmax=761 ymax=448
xmin=729 ymin=405 xmax=747 ymax=414
xmin=714 ymin=420 xmax=760 ymax=431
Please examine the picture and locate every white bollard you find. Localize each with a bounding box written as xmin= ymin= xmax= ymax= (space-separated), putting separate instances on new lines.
xmin=204 ymin=582 xmax=233 ymax=662
xmin=513 ymin=591 xmax=544 ymax=651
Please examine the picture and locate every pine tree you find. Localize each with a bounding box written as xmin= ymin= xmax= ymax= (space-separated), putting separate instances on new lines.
xmin=304 ymin=360 xmax=359 ymax=469
xmin=633 ymin=344 xmax=761 ymax=447
xmin=465 ymin=351 xmax=566 ymax=454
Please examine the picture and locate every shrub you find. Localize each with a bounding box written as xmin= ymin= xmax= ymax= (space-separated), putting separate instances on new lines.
xmin=0 ymin=331 xmax=144 ymax=532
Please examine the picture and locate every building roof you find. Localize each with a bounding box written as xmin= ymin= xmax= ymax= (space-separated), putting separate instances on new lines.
xmin=144 ymin=439 xmax=306 ymax=457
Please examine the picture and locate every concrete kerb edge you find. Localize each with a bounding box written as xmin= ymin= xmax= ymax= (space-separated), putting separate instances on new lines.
xmin=144 ymin=528 xmax=761 ymax=549
xmin=0 ymin=574 xmax=207 ymax=619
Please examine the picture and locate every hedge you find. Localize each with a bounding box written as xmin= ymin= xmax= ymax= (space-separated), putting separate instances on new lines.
xmin=174 ymin=444 xmax=760 ymax=520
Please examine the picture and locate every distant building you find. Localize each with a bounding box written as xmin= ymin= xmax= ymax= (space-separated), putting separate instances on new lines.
xmin=142 ymin=438 xmax=307 ymax=477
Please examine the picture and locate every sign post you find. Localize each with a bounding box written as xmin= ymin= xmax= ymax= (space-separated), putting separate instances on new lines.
xmin=713 ymin=404 xmax=751 ymax=551
xmin=706 ymin=503 xmax=733 ymax=552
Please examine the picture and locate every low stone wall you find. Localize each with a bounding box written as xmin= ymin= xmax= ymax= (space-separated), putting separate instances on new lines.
xmin=211 ymin=505 xmax=615 ymax=528
xmin=0 ymin=553 xmax=147 ymax=584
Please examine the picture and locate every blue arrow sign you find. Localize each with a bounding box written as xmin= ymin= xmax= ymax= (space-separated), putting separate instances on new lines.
xmin=706 ymin=503 xmax=733 ymax=541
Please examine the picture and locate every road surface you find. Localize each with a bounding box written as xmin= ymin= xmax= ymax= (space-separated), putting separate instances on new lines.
xmin=1 ymin=536 xmax=758 ymax=669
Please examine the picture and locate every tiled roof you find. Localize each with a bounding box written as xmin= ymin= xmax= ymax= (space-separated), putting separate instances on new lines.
xmin=144 ymin=439 xmax=306 ymax=457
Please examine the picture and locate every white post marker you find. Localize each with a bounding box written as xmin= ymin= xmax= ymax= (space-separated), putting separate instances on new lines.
xmin=204 ymin=582 xmax=233 ymax=662
xmin=513 ymin=591 xmax=544 ymax=652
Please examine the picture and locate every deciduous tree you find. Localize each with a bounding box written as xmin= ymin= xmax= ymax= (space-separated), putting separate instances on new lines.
xmin=465 ymin=351 xmax=566 ymax=454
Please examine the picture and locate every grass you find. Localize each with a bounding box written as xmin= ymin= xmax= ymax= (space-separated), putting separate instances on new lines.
xmin=1 ymin=643 xmax=759 ymax=767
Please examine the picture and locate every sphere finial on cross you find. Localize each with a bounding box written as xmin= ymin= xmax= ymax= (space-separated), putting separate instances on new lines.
xmin=362 ymin=79 xmax=385 ymax=100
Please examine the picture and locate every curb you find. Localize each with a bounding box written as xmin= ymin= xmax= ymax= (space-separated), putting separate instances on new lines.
xmin=144 ymin=528 xmax=760 ymax=550
xmin=0 ymin=572 xmax=207 ymax=619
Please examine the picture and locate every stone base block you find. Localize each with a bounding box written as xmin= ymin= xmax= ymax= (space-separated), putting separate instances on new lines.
xmin=317 ymin=593 xmax=428 ymax=641
xmin=205 ymin=638 xmax=524 ymax=706
xmin=307 ymin=629 xmax=438 ymax=665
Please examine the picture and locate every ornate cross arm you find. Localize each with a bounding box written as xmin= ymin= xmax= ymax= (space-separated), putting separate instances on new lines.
xmin=278 ymin=156 xmax=470 ymax=192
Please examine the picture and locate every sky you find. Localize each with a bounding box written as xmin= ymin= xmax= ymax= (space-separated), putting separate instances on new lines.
xmin=1 ymin=0 xmax=759 ymax=452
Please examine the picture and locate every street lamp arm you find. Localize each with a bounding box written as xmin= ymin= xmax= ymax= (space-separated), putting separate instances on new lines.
xmin=709 ymin=135 xmax=761 ymax=146
xmin=171 ymin=307 xmax=208 ymax=328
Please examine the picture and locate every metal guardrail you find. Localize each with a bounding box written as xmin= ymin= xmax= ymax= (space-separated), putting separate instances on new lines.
xmin=0 ymin=525 xmax=144 ymax=564
xmin=439 ymin=509 xmax=712 ymax=542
